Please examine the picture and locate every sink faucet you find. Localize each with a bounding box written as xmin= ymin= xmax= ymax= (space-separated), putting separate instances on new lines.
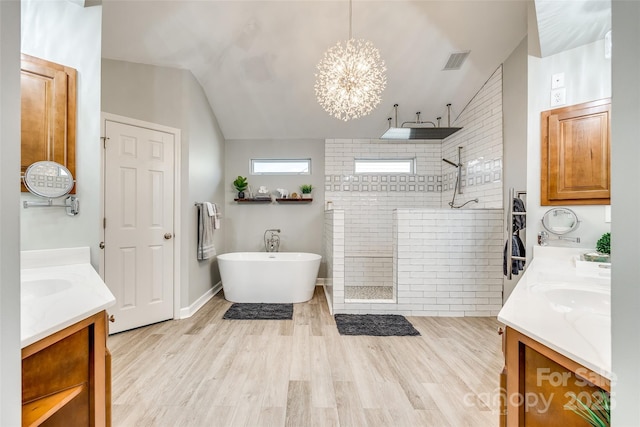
xmin=538 ymin=231 xmax=548 ymax=246
xmin=264 ymin=229 xmax=281 ymax=252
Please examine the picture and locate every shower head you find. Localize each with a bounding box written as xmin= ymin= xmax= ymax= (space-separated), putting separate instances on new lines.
xmin=442 ymin=158 xmax=459 ymax=168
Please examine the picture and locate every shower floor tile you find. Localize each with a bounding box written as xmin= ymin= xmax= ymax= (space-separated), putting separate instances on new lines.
xmin=345 ymin=286 xmax=394 ymax=301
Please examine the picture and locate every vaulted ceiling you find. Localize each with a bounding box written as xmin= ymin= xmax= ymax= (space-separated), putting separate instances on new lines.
xmin=100 ymin=1 xmax=604 ymax=141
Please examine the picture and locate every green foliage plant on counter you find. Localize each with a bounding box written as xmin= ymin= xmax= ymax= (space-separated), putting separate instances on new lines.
xmin=596 ymin=232 xmax=611 ymax=255
xmin=564 ymin=390 xmax=610 ymax=427
xmin=300 ymin=184 xmax=313 ymax=194
xmin=233 ymin=176 xmax=248 ymax=192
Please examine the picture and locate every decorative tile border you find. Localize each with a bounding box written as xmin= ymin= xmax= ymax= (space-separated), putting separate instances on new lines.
xmin=325 ymin=158 xmax=501 ymax=194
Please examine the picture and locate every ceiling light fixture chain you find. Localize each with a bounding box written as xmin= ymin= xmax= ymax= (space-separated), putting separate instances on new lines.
xmin=314 ymin=0 xmax=387 ymax=122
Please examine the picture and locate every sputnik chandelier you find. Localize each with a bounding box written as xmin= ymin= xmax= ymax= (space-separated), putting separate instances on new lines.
xmin=314 ymin=0 xmax=387 ymax=121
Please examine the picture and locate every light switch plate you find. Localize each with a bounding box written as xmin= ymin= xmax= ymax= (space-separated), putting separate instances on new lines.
xmin=550 ymin=88 xmax=566 ymax=107
xmin=605 ymin=205 xmax=611 ymax=223
xmin=551 ymin=72 xmax=565 ymax=89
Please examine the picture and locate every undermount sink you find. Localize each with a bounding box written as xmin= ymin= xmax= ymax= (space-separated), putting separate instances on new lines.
xmin=532 ymin=285 xmax=610 ymax=315
xmin=22 ymin=278 xmax=73 ymax=301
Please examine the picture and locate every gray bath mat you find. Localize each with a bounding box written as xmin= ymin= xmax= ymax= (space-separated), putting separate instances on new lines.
xmin=223 ymin=303 xmax=293 ymax=320
xmin=334 ymin=314 xmax=420 ymax=336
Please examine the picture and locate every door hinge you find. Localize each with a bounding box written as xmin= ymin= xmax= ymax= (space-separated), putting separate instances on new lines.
xmin=103 ymin=217 xmax=106 ymax=229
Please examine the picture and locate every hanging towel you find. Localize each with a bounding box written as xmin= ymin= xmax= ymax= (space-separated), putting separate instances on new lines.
xmin=197 ymin=204 xmax=216 ymax=260
xmin=512 ymin=198 xmax=526 ymax=232
xmin=503 ymin=234 xmax=526 ymax=276
xmin=206 ymin=202 xmax=221 ymax=229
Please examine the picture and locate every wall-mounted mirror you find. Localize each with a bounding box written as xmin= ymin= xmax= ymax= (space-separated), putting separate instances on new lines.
xmin=541 ymin=208 xmax=579 ymax=235
xmin=23 ymin=161 xmax=74 ymax=198
xmin=23 ymin=161 xmax=79 ymax=216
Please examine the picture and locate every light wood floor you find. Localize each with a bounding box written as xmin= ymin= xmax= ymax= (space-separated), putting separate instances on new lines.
xmin=109 ymin=287 xmax=504 ymax=426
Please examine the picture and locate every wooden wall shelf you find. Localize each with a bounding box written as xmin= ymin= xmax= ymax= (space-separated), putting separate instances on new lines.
xmin=234 ymin=198 xmax=313 ymax=204
xmin=276 ymin=198 xmax=312 ymax=203
xmin=234 ymin=198 xmax=272 ymax=203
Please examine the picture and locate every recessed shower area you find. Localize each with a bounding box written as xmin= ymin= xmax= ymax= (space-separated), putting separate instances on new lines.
xmin=322 ymin=66 xmax=505 ymax=315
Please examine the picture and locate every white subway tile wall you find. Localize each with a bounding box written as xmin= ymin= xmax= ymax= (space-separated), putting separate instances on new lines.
xmin=442 ymin=66 xmax=504 ymax=209
xmin=345 ymin=256 xmax=393 ymax=288
xmin=394 ymin=209 xmax=503 ymax=316
xmin=323 ymin=66 xmax=504 ymax=315
xmin=323 ymin=209 xmax=345 ymax=312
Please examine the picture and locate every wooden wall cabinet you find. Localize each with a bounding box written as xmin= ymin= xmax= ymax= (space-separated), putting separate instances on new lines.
xmin=22 ymin=311 xmax=110 ymax=427
xmin=502 ymin=327 xmax=610 ymax=427
xmin=541 ymin=98 xmax=611 ymax=205
xmin=21 ymin=54 xmax=76 ymax=193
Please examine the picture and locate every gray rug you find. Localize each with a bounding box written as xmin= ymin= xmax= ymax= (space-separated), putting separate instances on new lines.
xmin=223 ymin=303 xmax=293 ymax=320
xmin=334 ymin=314 xmax=420 ymax=336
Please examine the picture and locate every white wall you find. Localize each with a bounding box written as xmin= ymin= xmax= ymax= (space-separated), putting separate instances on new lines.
xmin=102 ymin=59 xmax=226 ymax=307
xmin=325 ymin=138 xmax=442 ymax=258
xmin=20 ymin=0 xmax=103 ymax=266
xmin=526 ymin=39 xmax=612 ymax=254
xmin=325 ymin=66 xmax=504 ymax=296
xmin=322 ymin=209 xmax=345 ymax=313
xmin=185 ymin=74 xmax=226 ymax=305
xmin=502 ymin=37 xmax=528 ymax=301
xmin=611 ymin=2 xmax=640 ymax=424
xmin=223 ymin=139 xmax=325 ymax=270
xmin=394 ymin=208 xmax=503 ymax=316
xmin=0 ymin=2 xmax=22 ymax=424
xmin=326 ymin=139 xmax=442 ymax=292
xmin=442 ymin=66 xmax=504 ymax=209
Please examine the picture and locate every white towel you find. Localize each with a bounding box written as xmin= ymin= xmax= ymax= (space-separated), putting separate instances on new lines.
xmin=208 ymin=202 xmax=221 ymax=229
xmin=197 ymin=204 xmax=216 ymax=260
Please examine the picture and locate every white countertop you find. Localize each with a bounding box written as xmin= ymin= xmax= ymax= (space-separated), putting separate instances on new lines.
xmin=21 ymin=247 xmax=116 ymax=348
xmin=498 ymin=246 xmax=611 ymax=380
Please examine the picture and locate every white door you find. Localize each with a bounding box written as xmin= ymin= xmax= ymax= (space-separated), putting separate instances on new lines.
xmin=104 ymin=120 xmax=175 ymax=334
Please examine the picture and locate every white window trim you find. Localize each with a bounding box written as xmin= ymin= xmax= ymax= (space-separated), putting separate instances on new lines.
xmin=251 ymin=158 xmax=311 ymax=175
xmin=354 ymin=158 xmax=416 ymax=174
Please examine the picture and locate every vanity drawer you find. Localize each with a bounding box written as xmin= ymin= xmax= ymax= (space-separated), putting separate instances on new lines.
xmin=22 ymin=327 xmax=90 ymax=404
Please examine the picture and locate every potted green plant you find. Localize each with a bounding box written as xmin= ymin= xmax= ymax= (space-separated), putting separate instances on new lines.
xmin=584 ymin=232 xmax=611 ymax=262
xmin=565 ymin=390 xmax=610 ymax=427
xmin=300 ymin=184 xmax=313 ymax=199
xmin=596 ymin=232 xmax=611 ymax=256
xmin=233 ymin=176 xmax=248 ymax=199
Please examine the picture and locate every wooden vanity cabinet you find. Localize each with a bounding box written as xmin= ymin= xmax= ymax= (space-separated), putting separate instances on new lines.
xmin=20 ymin=54 xmax=76 ymax=193
xmin=22 ymin=311 xmax=110 ymax=427
xmin=541 ymin=98 xmax=611 ymax=205
xmin=501 ymin=326 xmax=610 ymax=427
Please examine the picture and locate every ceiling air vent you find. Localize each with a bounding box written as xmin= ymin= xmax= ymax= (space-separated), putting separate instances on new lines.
xmin=443 ymin=51 xmax=470 ymax=71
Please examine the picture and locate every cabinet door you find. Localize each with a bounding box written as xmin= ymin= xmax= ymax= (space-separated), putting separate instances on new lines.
xmin=541 ymin=99 xmax=610 ymax=205
xmin=20 ymin=54 xmax=76 ymax=193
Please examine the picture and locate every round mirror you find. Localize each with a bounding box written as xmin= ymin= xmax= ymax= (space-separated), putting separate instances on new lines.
xmin=23 ymin=161 xmax=74 ymax=198
xmin=541 ymin=208 xmax=580 ymax=235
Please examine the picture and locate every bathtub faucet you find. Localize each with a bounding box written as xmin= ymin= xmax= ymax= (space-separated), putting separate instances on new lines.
xmin=264 ymin=229 xmax=281 ymax=252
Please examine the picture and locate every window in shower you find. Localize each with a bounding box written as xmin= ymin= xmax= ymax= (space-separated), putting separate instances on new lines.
xmin=251 ymin=158 xmax=311 ymax=175
xmin=354 ymin=158 xmax=415 ymax=174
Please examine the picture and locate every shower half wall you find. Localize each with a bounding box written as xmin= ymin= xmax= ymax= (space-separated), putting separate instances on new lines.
xmin=324 ymin=208 xmax=503 ymax=315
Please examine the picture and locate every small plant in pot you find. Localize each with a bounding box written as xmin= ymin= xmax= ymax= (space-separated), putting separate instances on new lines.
xmin=584 ymin=232 xmax=611 ymax=262
xmin=233 ymin=176 xmax=248 ymax=199
xmin=300 ymin=184 xmax=313 ymax=199
xmin=596 ymin=232 xmax=611 ymax=256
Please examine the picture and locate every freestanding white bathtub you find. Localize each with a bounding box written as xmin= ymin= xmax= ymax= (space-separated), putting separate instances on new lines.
xmin=217 ymin=252 xmax=321 ymax=303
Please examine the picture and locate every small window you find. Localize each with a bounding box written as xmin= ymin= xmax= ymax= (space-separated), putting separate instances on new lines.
xmin=354 ymin=158 xmax=415 ymax=174
xmin=251 ymin=158 xmax=311 ymax=175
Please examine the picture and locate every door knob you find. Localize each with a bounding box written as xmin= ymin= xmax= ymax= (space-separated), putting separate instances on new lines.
xmin=109 ymin=314 xmax=115 ymax=323
xmin=164 ymin=233 xmax=173 ymax=240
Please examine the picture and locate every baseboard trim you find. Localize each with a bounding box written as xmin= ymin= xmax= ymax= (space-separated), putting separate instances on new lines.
xmin=178 ymin=281 xmax=222 ymax=319
xmin=323 ymin=283 xmax=334 ymax=315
